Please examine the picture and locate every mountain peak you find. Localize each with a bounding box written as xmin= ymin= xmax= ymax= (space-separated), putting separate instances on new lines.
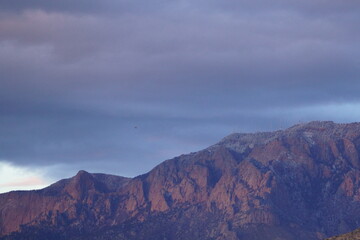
xmin=3 ymin=121 xmax=360 ymax=239
xmin=215 ymin=121 xmax=360 ymax=153
xmin=75 ymin=170 xmax=90 ymax=176
xmin=72 ymin=170 xmax=94 ymax=185
xmin=64 ymin=170 xmax=96 ymax=200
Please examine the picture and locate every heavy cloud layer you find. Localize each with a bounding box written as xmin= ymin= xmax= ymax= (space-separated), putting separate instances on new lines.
xmin=0 ymin=0 xmax=359 ymax=180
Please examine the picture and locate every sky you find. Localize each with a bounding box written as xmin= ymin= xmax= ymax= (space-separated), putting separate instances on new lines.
xmin=0 ymin=0 xmax=359 ymax=193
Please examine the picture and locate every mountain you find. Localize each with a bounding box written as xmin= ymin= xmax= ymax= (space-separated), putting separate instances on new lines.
xmin=2 ymin=121 xmax=360 ymax=240
xmin=326 ymin=228 xmax=360 ymax=240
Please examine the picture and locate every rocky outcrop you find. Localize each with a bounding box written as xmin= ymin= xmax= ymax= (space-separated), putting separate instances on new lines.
xmin=2 ymin=121 xmax=360 ymax=239
xmin=0 ymin=171 xmax=130 ymax=236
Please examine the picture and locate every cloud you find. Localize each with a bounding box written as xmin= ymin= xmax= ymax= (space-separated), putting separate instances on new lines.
xmin=0 ymin=161 xmax=53 ymax=193
xmin=0 ymin=0 xmax=157 ymax=14
xmin=0 ymin=0 xmax=359 ymax=181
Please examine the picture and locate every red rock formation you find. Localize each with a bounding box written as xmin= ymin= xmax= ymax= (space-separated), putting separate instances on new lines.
xmin=2 ymin=121 xmax=360 ymax=239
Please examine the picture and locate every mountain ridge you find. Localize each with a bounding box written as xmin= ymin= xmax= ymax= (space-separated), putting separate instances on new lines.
xmin=2 ymin=121 xmax=360 ymax=239
xmin=326 ymin=227 xmax=360 ymax=240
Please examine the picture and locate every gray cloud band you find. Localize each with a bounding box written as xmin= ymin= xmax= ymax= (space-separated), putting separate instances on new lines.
xmin=0 ymin=0 xmax=359 ymax=177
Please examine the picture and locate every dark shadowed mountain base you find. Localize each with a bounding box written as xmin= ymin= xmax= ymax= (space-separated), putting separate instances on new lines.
xmin=1 ymin=206 xmax=317 ymax=240
xmin=2 ymin=121 xmax=360 ymax=240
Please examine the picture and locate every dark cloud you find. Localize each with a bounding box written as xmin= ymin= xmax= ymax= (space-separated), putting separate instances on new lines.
xmin=0 ymin=0 xmax=166 ymax=15
xmin=0 ymin=0 xmax=359 ymax=178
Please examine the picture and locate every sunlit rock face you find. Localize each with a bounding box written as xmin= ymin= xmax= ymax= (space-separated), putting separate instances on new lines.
xmin=2 ymin=121 xmax=360 ymax=240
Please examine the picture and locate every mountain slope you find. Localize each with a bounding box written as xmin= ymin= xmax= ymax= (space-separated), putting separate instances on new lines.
xmin=2 ymin=121 xmax=360 ymax=240
xmin=326 ymin=228 xmax=360 ymax=240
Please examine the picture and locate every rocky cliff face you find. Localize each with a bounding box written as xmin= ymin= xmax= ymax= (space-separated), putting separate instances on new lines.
xmin=2 ymin=121 xmax=360 ymax=240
